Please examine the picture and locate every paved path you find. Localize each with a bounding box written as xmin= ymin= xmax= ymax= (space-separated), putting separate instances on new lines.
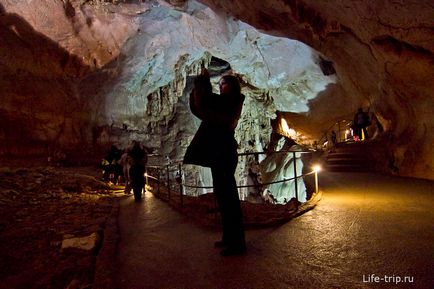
xmin=115 ymin=172 xmax=434 ymax=289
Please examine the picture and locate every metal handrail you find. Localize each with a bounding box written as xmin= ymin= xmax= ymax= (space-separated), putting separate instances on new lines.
xmin=144 ymin=149 xmax=320 ymax=206
xmin=237 ymin=150 xmax=313 ymax=156
xmin=147 ymin=150 xmax=313 ymax=167
xmin=182 ymin=170 xmax=316 ymax=189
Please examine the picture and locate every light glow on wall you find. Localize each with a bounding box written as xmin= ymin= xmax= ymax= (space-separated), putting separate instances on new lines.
xmin=281 ymin=118 xmax=298 ymax=139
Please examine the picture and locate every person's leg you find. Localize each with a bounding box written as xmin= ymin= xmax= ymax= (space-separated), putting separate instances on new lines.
xmin=354 ymin=126 xmax=361 ymax=141
xmin=222 ymin=171 xmax=245 ymax=249
xmin=211 ymin=167 xmax=230 ymax=245
xmin=211 ymin=161 xmax=245 ymax=255
xmin=123 ymin=163 xmax=131 ymax=194
xmin=362 ymin=126 xmax=368 ymax=139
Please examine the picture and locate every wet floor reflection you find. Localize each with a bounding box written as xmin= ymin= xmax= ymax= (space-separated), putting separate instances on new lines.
xmin=115 ymin=172 xmax=434 ymax=289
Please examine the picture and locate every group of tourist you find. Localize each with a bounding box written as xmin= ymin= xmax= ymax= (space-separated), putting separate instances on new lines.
xmin=101 ymin=141 xmax=148 ymax=194
xmin=329 ymin=107 xmax=373 ymax=146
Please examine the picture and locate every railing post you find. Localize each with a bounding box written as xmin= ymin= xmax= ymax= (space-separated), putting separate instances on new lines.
xmin=293 ymin=152 xmax=298 ymax=201
xmin=338 ymin=121 xmax=341 ymax=142
xmin=178 ymin=163 xmax=183 ymax=207
xmin=145 ymin=169 xmax=148 ymax=191
xmin=166 ymin=165 xmax=171 ymax=201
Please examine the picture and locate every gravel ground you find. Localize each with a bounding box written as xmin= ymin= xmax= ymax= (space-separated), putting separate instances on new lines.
xmin=0 ymin=164 xmax=122 ymax=289
xmin=0 ymin=162 xmax=320 ymax=289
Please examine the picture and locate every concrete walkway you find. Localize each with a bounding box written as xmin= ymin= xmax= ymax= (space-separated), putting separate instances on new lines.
xmin=114 ymin=172 xmax=434 ymax=289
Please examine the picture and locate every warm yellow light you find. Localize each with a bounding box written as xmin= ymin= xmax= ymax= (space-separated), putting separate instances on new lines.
xmin=281 ymin=118 xmax=290 ymax=133
xmin=280 ymin=118 xmax=297 ymax=138
xmin=312 ymin=164 xmax=322 ymax=173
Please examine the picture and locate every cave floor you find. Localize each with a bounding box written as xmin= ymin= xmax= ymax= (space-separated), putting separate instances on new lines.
xmin=0 ymin=165 xmax=433 ymax=289
xmin=110 ymin=171 xmax=434 ymax=289
xmin=0 ymin=164 xmax=122 ymax=289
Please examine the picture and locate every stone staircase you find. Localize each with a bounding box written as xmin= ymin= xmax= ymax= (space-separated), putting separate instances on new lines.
xmin=324 ymin=141 xmax=375 ymax=172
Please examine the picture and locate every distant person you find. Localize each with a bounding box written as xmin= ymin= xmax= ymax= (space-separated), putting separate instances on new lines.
xmin=127 ymin=141 xmax=148 ymax=201
xmin=128 ymin=141 xmax=147 ymax=166
xmin=119 ymin=148 xmax=131 ymax=193
xmin=184 ymin=65 xmax=246 ymax=256
xmin=331 ymin=130 xmax=337 ymax=146
xmin=103 ymin=145 xmax=122 ymax=183
xmin=345 ymin=129 xmax=351 ymax=141
xmin=353 ymin=108 xmax=370 ymax=141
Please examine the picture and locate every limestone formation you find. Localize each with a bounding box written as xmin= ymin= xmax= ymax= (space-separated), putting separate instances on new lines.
xmin=0 ymin=0 xmax=433 ymax=180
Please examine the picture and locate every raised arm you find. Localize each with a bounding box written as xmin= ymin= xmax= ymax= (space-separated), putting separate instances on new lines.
xmin=190 ymin=69 xmax=244 ymax=130
xmin=189 ymin=73 xmax=212 ymax=120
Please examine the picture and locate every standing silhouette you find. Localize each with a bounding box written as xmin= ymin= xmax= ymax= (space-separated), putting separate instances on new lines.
xmin=353 ymin=108 xmax=370 ymax=141
xmin=184 ymin=66 xmax=246 ymax=256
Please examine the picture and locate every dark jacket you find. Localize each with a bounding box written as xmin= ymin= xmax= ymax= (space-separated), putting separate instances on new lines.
xmin=184 ymin=75 xmax=244 ymax=168
xmin=353 ymin=111 xmax=370 ymax=127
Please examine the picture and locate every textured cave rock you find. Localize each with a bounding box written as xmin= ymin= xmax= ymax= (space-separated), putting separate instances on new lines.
xmin=196 ymin=0 xmax=434 ymax=179
xmin=0 ymin=1 xmax=328 ymax=153
xmin=1 ymin=0 xmax=433 ymax=180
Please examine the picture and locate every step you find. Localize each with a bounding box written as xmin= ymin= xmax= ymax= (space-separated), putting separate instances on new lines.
xmin=322 ymin=140 xmax=381 ymax=172
xmin=332 ymin=147 xmax=371 ymax=154
xmin=326 ymin=158 xmax=371 ymax=166
xmin=325 ymin=161 xmax=372 ymax=168
xmin=324 ymin=164 xmax=373 ymax=172
xmin=327 ymin=152 xmax=370 ymax=159
xmin=333 ymin=142 xmax=373 ymax=152
xmin=326 ymin=154 xmax=373 ymax=163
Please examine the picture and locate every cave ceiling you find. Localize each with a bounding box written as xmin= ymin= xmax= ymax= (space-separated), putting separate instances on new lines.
xmin=1 ymin=0 xmax=433 ymax=179
xmin=1 ymin=0 xmax=335 ymax=123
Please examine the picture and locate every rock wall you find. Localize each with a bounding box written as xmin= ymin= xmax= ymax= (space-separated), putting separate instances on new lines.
xmin=1 ymin=0 xmax=433 ymax=180
xmin=0 ymin=0 xmax=139 ymax=158
xmin=198 ymin=0 xmax=434 ymax=179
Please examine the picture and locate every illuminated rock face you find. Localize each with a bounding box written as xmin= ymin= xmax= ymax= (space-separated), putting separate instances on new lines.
xmin=196 ymin=0 xmax=434 ymax=179
xmin=0 ymin=0 xmax=433 ymax=180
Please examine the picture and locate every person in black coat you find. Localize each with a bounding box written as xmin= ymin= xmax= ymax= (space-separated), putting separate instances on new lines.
xmin=353 ymin=107 xmax=371 ymax=141
xmin=184 ymin=66 xmax=246 ymax=256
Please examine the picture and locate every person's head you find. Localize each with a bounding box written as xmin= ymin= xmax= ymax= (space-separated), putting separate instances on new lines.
xmin=358 ymin=107 xmax=363 ymax=112
xmin=219 ymin=75 xmax=240 ymax=95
